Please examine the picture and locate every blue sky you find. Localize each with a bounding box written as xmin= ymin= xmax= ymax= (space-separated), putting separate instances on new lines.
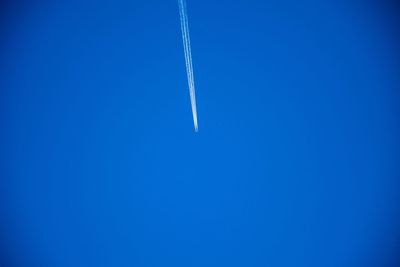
xmin=1 ymin=1 xmax=400 ymax=266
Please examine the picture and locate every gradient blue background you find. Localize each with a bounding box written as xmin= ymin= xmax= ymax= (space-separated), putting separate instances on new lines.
xmin=1 ymin=1 xmax=400 ymax=266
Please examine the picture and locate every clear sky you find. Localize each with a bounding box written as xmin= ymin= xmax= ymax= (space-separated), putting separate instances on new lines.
xmin=1 ymin=1 xmax=400 ymax=266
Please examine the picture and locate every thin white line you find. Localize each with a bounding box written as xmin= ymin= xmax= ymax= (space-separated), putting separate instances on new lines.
xmin=178 ymin=0 xmax=198 ymax=132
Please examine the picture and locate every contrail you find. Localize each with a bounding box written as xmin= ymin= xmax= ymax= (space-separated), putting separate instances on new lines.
xmin=178 ymin=0 xmax=198 ymax=132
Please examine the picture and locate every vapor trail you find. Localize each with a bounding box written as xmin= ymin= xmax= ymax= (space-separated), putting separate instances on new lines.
xmin=178 ymin=0 xmax=198 ymax=132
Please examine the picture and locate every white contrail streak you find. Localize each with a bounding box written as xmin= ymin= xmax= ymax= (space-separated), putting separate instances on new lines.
xmin=178 ymin=0 xmax=198 ymax=132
